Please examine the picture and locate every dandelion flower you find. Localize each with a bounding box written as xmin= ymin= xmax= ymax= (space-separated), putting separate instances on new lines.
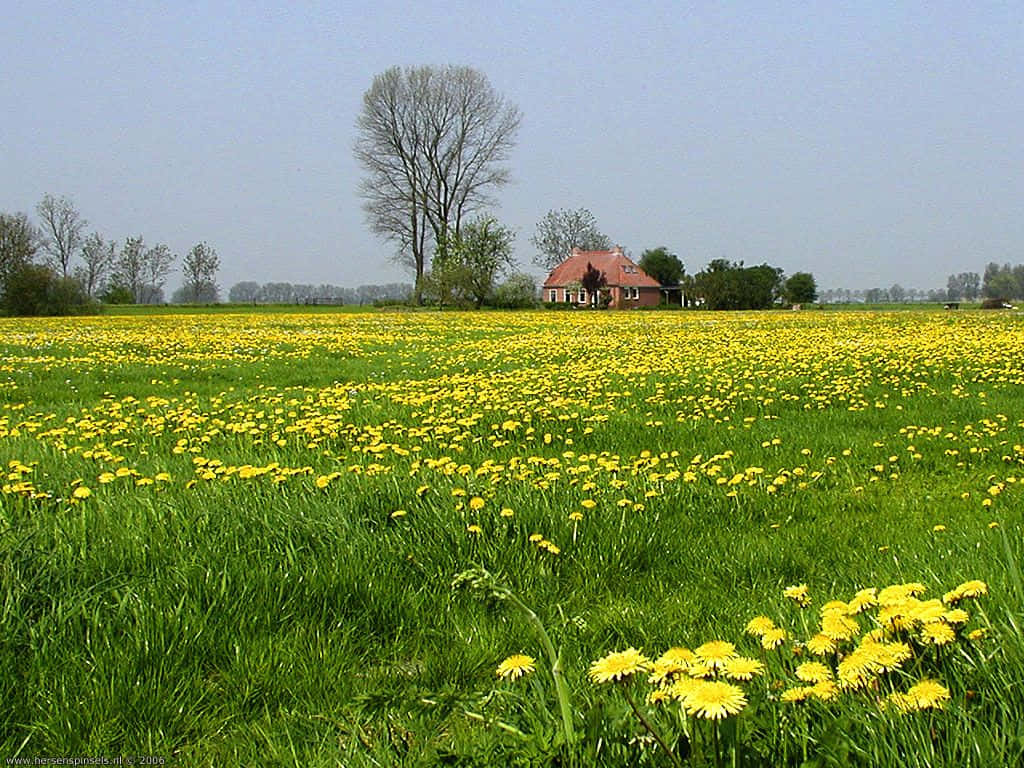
xmin=723 ymin=656 xmax=764 ymax=681
xmin=684 ymin=681 xmax=747 ymax=719
xmin=760 ymin=627 xmax=787 ymax=650
xmin=943 ymin=608 xmax=969 ymax=625
xmin=920 ymin=621 xmax=956 ymax=646
xmin=72 ymin=486 xmax=92 ymax=499
xmin=496 ymin=654 xmax=535 ymax=681
xmin=795 ymin=662 xmax=832 ymax=683
xmin=745 ymin=615 xmax=777 ymax=637
xmin=806 ymin=633 xmax=837 ymax=656
xmin=905 ymin=679 xmax=951 ymax=710
xmin=944 ymin=580 xmax=988 ymax=604
xmin=821 ymin=612 xmax=860 ymax=642
xmin=469 ymin=496 xmax=485 ymax=510
xmin=810 ymin=680 xmax=839 ymax=701
xmin=695 ymin=640 xmax=737 ymax=669
xmin=588 ymin=648 xmax=650 ymax=683
xmin=784 ymin=583 xmax=811 ymax=607
xmin=781 ymin=686 xmax=814 ymax=703
xmin=848 ymin=588 xmax=878 ymax=613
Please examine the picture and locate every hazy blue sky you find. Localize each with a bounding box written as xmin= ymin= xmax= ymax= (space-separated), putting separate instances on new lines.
xmin=3 ymin=1 xmax=1022 ymax=292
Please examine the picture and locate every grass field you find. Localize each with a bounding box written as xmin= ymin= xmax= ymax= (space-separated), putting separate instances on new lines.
xmin=2 ymin=309 xmax=1023 ymax=766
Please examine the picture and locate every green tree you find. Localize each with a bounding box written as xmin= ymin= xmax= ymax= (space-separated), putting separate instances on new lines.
xmin=638 ymin=247 xmax=684 ymax=286
xmin=0 ymin=211 xmax=39 ymax=306
xmin=451 ymin=217 xmax=515 ymax=308
xmin=530 ymin=208 xmax=611 ymax=271
xmin=492 ymin=272 xmax=537 ymax=308
xmin=783 ymin=272 xmax=818 ymax=305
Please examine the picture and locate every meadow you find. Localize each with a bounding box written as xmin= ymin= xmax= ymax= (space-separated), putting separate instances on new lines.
xmin=1 ymin=308 xmax=1022 ymax=766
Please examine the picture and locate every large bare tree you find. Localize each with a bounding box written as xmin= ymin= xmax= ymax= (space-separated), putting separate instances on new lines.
xmin=36 ymin=194 xmax=87 ymax=277
xmin=355 ymin=65 xmax=520 ymax=303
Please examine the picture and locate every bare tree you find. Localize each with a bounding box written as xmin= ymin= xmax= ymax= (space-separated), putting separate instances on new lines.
xmin=112 ymin=236 xmax=146 ymax=302
xmin=141 ymin=244 xmax=175 ymax=304
xmin=0 ymin=212 xmax=40 ymax=301
xmin=531 ymin=208 xmax=611 ymax=271
xmin=36 ymin=194 xmax=87 ymax=277
xmin=76 ymin=232 xmax=115 ymax=298
xmin=355 ymin=65 xmax=520 ymax=303
xmin=180 ymin=242 xmax=220 ymax=302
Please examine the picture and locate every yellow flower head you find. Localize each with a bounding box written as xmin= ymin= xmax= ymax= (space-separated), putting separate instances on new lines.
xmin=904 ymin=679 xmax=951 ymax=710
xmin=920 ymin=621 xmax=956 ymax=646
xmin=723 ymin=656 xmax=764 ymax=681
xmin=683 ymin=680 xmax=747 ymax=719
xmin=760 ymin=627 xmax=788 ymax=650
xmin=784 ymin=584 xmax=811 ymax=607
xmin=694 ymin=640 xmax=737 ymax=669
xmin=795 ymin=662 xmax=832 ymax=684
xmin=496 ymin=654 xmax=535 ymax=681
xmin=588 ymin=648 xmax=650 ymax=683
xmin=744 ymin=615 xmax=777 ymax=637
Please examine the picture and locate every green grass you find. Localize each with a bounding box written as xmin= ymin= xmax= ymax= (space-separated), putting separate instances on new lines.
xmin=1 ymin=308 xmax=1022 ymax=765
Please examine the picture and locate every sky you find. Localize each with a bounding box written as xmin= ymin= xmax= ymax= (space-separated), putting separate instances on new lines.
xmin=3 ymin=1 xmax=1022 ymax=292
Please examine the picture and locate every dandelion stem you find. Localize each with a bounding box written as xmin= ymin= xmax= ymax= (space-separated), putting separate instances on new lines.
xmin=622 ymin=685 xmax=682 ymax=768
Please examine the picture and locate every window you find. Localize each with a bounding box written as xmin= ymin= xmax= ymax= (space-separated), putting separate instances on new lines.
xmin=579 ymin=289 xmax=587 ymax=304
xmin=549 ymin=289 xmax=557 ymax=302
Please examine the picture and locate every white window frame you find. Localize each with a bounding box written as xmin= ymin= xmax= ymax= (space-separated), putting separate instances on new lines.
xmin=549 ymin=289 xmax=557 ymax=302
xmin=579 ymin=288 xmax=587 ymax=305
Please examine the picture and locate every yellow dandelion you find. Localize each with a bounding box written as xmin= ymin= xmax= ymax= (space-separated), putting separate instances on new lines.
xmin=810 ymin=680 xmax=839 ymax=701
xmin=390 ymin=509 xmax=407 ymax=518
xmin=744 ymin=615 xmax=777 ymax=637
xmin=848 ymin=587 xmax=878 ymax=613
xmin=469 ymin=496 xmax=485 ymax=510
xmin=781 ymin=686 xmax=814 ymax=703
xmin=920 ymin=621 xmax=956 ymax=646
xmin=723 ymin=656 xmax=764 ymax=681
xmin=905 ymin=679 xmax=951 ymax=710
xmin=694 ymin=640 xmax=737 ymax=669
xmin=821 ymin=612 xmax=860 ymax=642
xmin=942 ymin=610 xmax=966 ymax=626
xmin=496 ymin=654 xmax=535 ymax=681
xmin=581 ymin=499 xmax=597 ymax=509
xmin=466 ymin=524 xmax=482 ymax=535
xmin=795 ymin=662 xmax=832 ymax=684
xmin=944 ymin=580 xmax=988 ymax=604
xmin=870 ymin=641 xmax=912 ymax=672
xmin=784 ymin=584 xmax=811 ymax=607
xmin=72 ymin=486 xmax=92 ymax=499
xmin=588 ymin=648 xmax=650 ymax=683
xmin=500 ymin=507 xmax=514 ymax=517
xmin=669 ymin=676 xmax=702 ymax=703
xmin=684 ymin=680 xmax=747 ymax=719
xmin=967 ymin=628 xmax=988 ymax=641
xmin=806 ymin=633 xmax=837 ymax=656
xmin=761 ymin=627 xmax=787 ymax=650
xmin=647 ymin=687 xmax=673 ymax=705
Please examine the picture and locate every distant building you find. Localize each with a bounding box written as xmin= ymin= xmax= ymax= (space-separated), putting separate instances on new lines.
xmin=542 ymin=247 xmax=662 ymax=308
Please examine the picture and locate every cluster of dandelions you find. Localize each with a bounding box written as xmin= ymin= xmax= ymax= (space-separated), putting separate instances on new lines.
xmin=496 ymin=578 xmax=989 ymax=721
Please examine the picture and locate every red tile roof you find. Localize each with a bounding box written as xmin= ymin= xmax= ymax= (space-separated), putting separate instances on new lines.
xmin=543 ymin=247 xmax=662 ymax=289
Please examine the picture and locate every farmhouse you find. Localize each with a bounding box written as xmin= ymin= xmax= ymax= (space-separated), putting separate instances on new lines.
xmin=542 ymin=246 xmax=662 ymax=308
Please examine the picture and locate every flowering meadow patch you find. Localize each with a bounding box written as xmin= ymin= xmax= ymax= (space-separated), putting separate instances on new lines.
xmin=1 ymin=308 xmax=1022 ymax=764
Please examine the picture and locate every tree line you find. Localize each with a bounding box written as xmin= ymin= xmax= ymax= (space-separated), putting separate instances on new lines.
xmin=227 ymin=281 xmax=413 ymax=305
xmin=0 ymin=195 xmax=219 ymax=315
